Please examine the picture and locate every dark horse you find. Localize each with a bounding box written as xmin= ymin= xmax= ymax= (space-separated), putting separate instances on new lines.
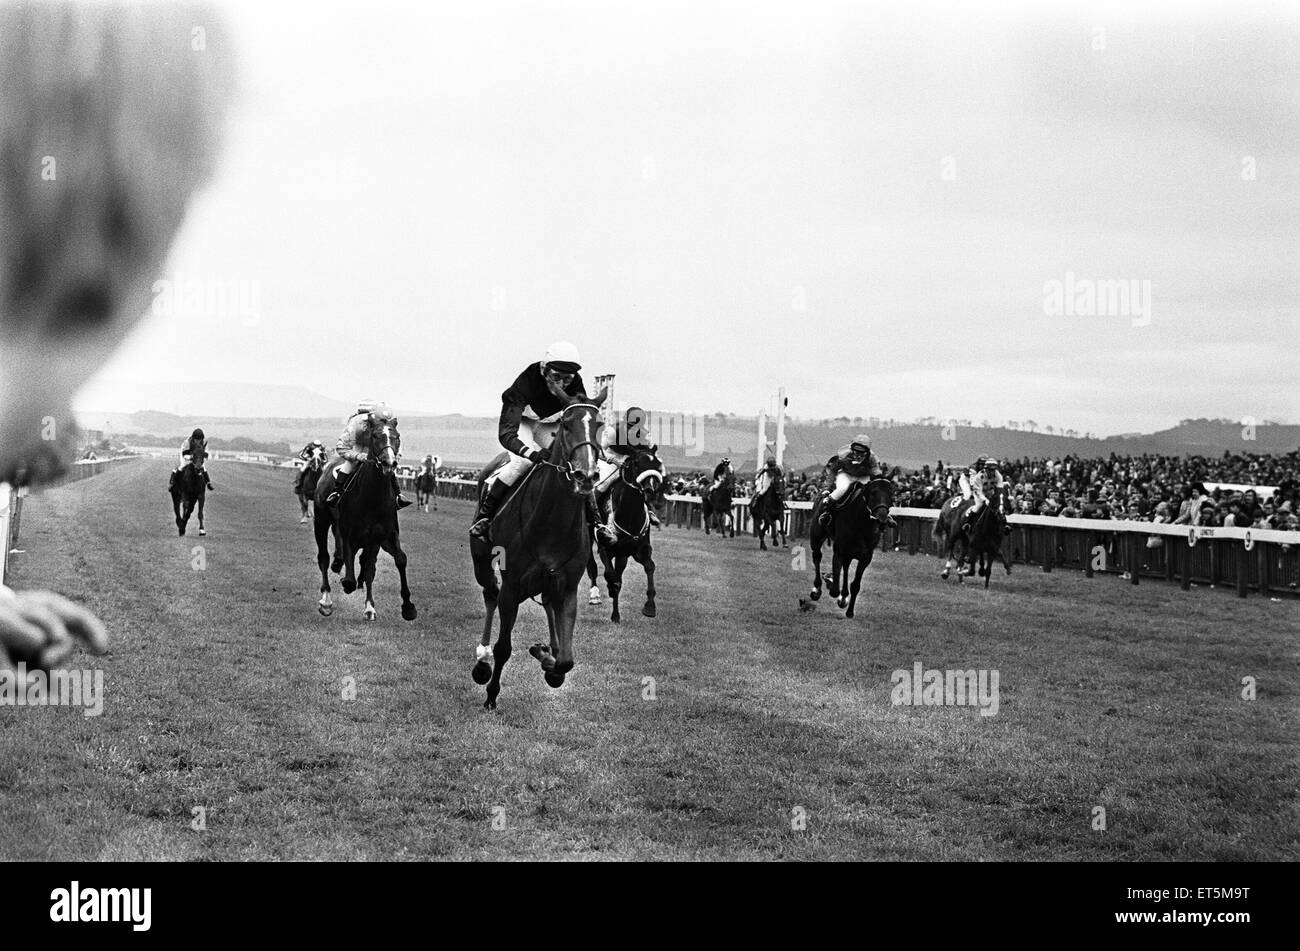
xmin=169 ymin=452 xmax=206 ymax=536
xmin=414 ymin=463 xmax=437 ymax=512
xmin=750 ymin=471 xmax=787 ymax=550
xmin=470 ymin=402 xmax=603 ymax=709
xmin=934 ymin=488 xmax=1012 ymax=587
xmin=313 ymin=422 xmax=417 ymax=622
xmin=808 ymin=478 xmax=893 ymax=618
xmin=585 ymin=447 xmax=665 ymax=622
xmin=295 ymin=445 xmax=326 ymax=523
xmin=701 ymin=465 xmax=736 ymax=537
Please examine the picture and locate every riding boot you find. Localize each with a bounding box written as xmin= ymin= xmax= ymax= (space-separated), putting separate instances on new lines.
xmin=390 ymin=473 xmax=411 ymax=509
xmin=469 ymin=478 xmax=510 ymax=538
xmin=325 ymin=469 xmax=346 ymax=506
xmin=817 ymin=493 xmax=836 ymax=529
xmin=591 ymin=494 xmax=616 ymax=546
xmin=204 ymin=473 xmax=215 ymax=491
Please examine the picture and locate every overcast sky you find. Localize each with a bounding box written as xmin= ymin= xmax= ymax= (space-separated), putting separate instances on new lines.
xmin=76 ymin=0 xmax=1298 ymax=433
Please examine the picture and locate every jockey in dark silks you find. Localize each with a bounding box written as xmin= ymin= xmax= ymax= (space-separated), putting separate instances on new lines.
xmin=816 ymin=433 xmax=896 ymax=531
xmin=316 ymin=400 xmax=412 ymax=509
xmin=469 ymin=341 xmax=608 ymax=540
xmin=594 ymin=405 xmax=659 ymax=542
xmin=294 ymin=439 xmax=326 ymax=494
xmin=711 ymin=458 xmax=733 ymax=489
xmin=753 ymin=458 xmax=783 ymax=498
xmin=168 ymin=427 xmax=214 ymax=492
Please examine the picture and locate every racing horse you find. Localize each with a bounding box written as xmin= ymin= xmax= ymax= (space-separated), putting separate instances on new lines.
xmin=313 ymin=421 xmax=417 ymax=622
xmin=750 ymin=472 xmax=787 ymax=550
xmin=808 ymin=478 xmax=892 ymax=618
xmin=585 ymin=447 xmax=666 ymax=622
xmin=414 ymin=458 xmax=438 ymax=512
xmin=935 ymin=487 xmax=1012 ymax=587
xmin=295 ymin=444 xmax=326 ymax=523
xmin=169 ymin=450 xmax=207 ymax=536
xmin=701 ymin=464 xmax=736 ymax=537
xmin=470 ymin=401 xmax=603 ymax=709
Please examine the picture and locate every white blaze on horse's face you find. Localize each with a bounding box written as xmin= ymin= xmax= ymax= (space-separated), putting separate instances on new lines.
xmin=378 ymin=424 xmax=396 ymax=468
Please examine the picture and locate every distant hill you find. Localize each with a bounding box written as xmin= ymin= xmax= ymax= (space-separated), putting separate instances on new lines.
xmin=78 ymin=410 xmax=1298 ymax=475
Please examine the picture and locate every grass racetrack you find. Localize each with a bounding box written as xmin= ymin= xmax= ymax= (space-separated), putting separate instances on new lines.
xmin=2 ymin=457 xmax=1296 ymax=860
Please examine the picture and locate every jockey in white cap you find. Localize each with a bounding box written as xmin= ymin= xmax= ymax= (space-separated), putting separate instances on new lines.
xmin=469 ymin=342 xmax=609 ymax=541
xmin=319 ymin=399 xmax=411 ymax=508
xmin=962 ymin=456 xmax=1006 ymax=521
xmin=817 ymin=433 xmax=895 ymax=530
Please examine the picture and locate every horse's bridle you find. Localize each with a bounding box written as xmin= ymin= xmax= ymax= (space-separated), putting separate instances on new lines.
xmin=537 ymin=403 xmax=603 ymax=484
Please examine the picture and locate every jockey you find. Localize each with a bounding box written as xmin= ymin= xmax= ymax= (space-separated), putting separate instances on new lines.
xmin=816 ymin=434 xmax=895 ymax=529
xmin=168 ymin=427 xmax=214 ymax=492
xmin=318 ymin=400 xmax=411 ymax=509
xmin=469 ymin=341 xmax=608 ymax=539
xmin=963 ymin=457 xmax=1007 ymax=522
xmin=594 ymin=405 xmax=658 ymax=541
xmin=753 ymin=458 xmax=782 ymax=498
xmin=294 ymin=439 xmax=325 ymax=493
xmin=711 ymin=457 xmax=733 ymax=490
xmin=419 ymin=453 xmax=437 ymax=473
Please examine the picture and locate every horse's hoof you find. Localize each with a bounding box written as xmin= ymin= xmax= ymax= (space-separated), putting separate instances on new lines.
xmin=544 ymin=671 xmax=566 ymax=688
xmin=808 ymin=589 xmax=820 ymax=601
xmin=401 ymin=603 xmax=417 ymax=621
xmin=837 ymin=598 xmax=847 ymax=609
xmin=471 ymin=661 xmax=492 ymax=685
xmin=364 ymin=609 xmax=376 ymax=622
xmin=483 ymin=696 xmax=496 ymax=710
xmin=588 ymin=593 xmax=601 ymax=606
xmin=199 ymin=528 xmax=206 ymax=536
xmin=940 ymin=570 xmax=949 ymax=579
xmin=642 ymin=603 xmax=656 ymax=618
xmin=342 ymin=579 xmax=356 ymax=594
xmin=845 ymin=609 xmax=854 ymax=619
xmin=331 ymin=559 xmax=343 ymax=574
xmin=318 ymin=604 xmax=333 ymax=617
xmin=178 ymin=528 xmax=185 ymax=536
xmin=611 ymin=613 xmax=620 ymax=623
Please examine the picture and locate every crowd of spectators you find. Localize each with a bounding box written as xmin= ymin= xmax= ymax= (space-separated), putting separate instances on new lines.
xmin=660 ymin=450 xmax=1300 ymax=530
xmin=887 ymin=451 xmax=1300 ymax=530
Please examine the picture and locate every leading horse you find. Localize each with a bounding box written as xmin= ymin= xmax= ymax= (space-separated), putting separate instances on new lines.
xmin=586 ymin=447 xmax=665 ymax=622
xmin=808 ymin=478 xmax=892 ymax=618
xmin=169 ymin=451 xmax=207 ymax=536
xmin=470 ymin=401 xmax=603 ymax=709
xmin=313 ymin=422 xmax=417 ymax=622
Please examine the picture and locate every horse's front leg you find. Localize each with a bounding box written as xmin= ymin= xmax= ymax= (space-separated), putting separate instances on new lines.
xmin=340 ymin=534 xmax=358 ymax=594
xmin=587 ymin=546 xmax=601 ymax=605
xmin=314 ymin=513 xmax=334 ymax=616
xmin=531 ymin=583 xmax=576 ymax=688
xmin=485 ymin=593 xmax=517 ymax=710
xmin=381 ymin=534 xmax=417 ymax=621
xmin=360 ymin=543 xmax=379 ymax=620
xmin=637 ymin=544 xmax=657 ymax=618
xmin=846 ymin=556 xmax=869 ymax=619
xmin=172 ymin=492 xmax=184 ymax=534
xmin=608 ymin=553 xmax=627 ymax=623
xmin=836 ymin=555 xmax=850 ymax=609
xmin=197 ymin=495 xmax=205 ymax=536
xmin=809 ymin=534 xmax=825 ymax=600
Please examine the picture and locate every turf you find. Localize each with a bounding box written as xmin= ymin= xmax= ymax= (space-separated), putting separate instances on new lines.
xmin=1 ymin=458 xmax=1295 ymax=860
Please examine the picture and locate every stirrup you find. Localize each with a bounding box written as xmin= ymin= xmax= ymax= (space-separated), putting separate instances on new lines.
xmin=326 ymin=490 xmax=341 ymax=505
xmin=396 ymin=494 xmax=412 ymax=509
